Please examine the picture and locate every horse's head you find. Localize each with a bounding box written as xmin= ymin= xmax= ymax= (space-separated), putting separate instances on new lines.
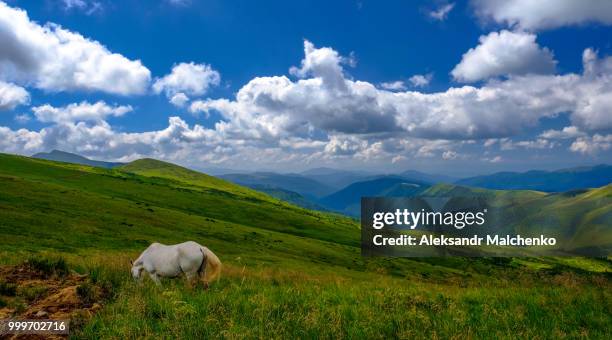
xmin=130 ymin=260 xmax=143 ymax=281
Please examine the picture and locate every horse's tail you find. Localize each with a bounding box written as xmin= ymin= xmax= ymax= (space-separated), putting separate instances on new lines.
xmin=200 ymin=247 xmax=222 ymax=283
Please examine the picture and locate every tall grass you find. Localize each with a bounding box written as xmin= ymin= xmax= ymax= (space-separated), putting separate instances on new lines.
xmin=71 ymin=258 xmax=611 ymax=339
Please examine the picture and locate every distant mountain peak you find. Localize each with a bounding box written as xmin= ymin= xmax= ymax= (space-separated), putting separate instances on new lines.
xmin=32 ymin=150 xmax=124 ymax=169
xmin=124 ymin=158 xmax=174 ymax=168
xmin=48 ymin=149 xmax=69 ymax=154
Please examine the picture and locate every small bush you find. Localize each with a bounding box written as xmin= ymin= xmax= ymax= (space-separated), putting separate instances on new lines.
xmin=26 ymin=257 xmax=69 ymax=277
xmin=77 ymin=282 xmax=96 ymax=305
xmin=19 ymin=285 xmax=48 ymax=302
xmin=488 ymin=257 xmax=513 ymax=267
xmin=0 ymin=281 xmax=17 ymax=296
xmin=88 ymin=266 xmax=123 ymax=301
xmin=70 ymin=310 xmax=90 ymax=331
xmin=0 ymin=297 xmax=7 ymax=307
xmin=9 ymin=299 xmax=27 ymax=314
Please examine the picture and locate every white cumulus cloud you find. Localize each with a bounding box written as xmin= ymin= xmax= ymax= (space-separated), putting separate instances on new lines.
xmin=408 ymin=74 xmax=432 ymax=87
xmin=570 ymin=134 xmax=612 ymax=155
xmin=379 ymin=81 xmax=406 ymax=91
xmin=153 ymin=62 xmax=220 ymax=98
xmin=169 ymin=92 xmax=190 ymax=107
xmin=1 ymin=39 xmax=611 ymax=169
xmin=472 ymin=0 xmax=612 ymax=30
xmin=193 ymin=40 xmax=612 ymax=142
xmin=0 ymin=81 xmax=29 ymax=110
xmin=32 ymin=101 xmax=133 ymax=123
xmin=452 ymin=30 xmax=556 ymax=82
xmin=539 ymin=126 xmax=585 ymax=139
xmin=0 ymin=1 xmax=150 ymax=95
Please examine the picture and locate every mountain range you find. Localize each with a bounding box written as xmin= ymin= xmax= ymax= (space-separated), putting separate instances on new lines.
xmin=29 ymin=150 xmax=612 ymax=216
xmin=219 ymin=172 xmax=336 ymax=199
xmin=456 ymin=165 xmax=612 ymax=192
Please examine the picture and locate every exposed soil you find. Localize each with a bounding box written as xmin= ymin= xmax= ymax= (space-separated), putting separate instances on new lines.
xmin=0 ymin=264 xmax=105 ymax=339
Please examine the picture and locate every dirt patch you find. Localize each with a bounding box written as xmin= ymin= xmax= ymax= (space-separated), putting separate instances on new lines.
xmin=0 ymin=263 xmax=105 ymax=339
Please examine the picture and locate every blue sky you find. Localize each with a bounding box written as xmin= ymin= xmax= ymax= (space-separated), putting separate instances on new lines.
xmin=0 ymin=0 xmax=611 ymax=176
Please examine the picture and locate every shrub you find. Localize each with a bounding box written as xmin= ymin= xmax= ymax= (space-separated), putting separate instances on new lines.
xmin=26 ymin=257 xmax=69 ymax=277
xmin=0 ymin=281 xmax=17 ymax=296
xmin=77 ymin=282 xmax=96 ymax=305
xmin=19 ymin=285 xmax=48 ymax=302
xmin=89 ymin=266 xmax=123 ymax=300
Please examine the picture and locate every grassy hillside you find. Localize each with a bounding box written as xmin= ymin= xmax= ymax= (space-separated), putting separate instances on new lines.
xmin=514 ymin=185 xmax=612 ymax=250
xmin=0 ymin=154 xmax=357 ymax=251
xmin=0 ymin=153 xmax=610 ymax=338
xmin=421 ymin=183 xmax=612 ymax=254
xmin=118 ymin=158 xmax=266 ymax=199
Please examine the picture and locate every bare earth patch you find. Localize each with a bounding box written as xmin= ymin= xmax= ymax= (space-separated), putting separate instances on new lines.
xmin=0 ymin=263 xmax=105 ymax=339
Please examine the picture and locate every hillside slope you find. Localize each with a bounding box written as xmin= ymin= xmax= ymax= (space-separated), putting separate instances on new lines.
xmin=118 ymin=158 xmax=267 ymax=199
xmin=0 ymin=154 xmax=363 ymax=253
xmin=421 ymin=183 xmax=612 ymax=253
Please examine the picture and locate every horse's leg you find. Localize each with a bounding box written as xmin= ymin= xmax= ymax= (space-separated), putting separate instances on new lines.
xmin=200 ymin=269 xmax=209 ymax=290
xmin=149 ymin=272 xmax=162 ymax=286
xmin=198 ymin=260 xmax=209 ymax=289
xmin=184 ymin=271 xmax=196 ymax=289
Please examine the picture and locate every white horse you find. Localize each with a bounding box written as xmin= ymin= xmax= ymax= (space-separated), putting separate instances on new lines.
xmin=131 ymin=241 xmax=221 ymax=287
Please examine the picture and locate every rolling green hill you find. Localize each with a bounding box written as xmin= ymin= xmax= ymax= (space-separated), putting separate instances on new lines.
xmin=118 ymin=158 xmax=266 ymax=199
xmin=0 ymin=152 xmax=610 ymax=338
xmin=419 ymin=183 xmax=612 ymax=254
xmin=0 ymin=153 xmax=358 ymax=252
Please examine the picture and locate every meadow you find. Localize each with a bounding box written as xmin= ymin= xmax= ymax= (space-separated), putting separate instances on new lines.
xmin=0 ymin=153 xmax=610 ymax=339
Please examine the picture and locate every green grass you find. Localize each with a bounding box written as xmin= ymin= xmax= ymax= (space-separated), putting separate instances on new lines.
xmin=0 ymin=152 xmax=610 ymax=339
xmin=77 ymin=263 xmax=611 ymax=339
